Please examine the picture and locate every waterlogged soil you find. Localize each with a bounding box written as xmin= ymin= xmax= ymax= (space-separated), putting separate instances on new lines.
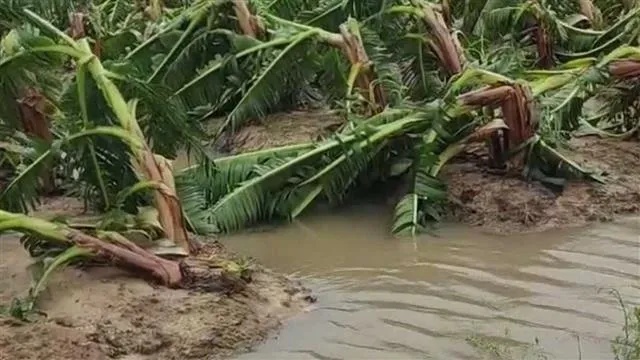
xmin=0 ymin=200 xmax=314 ymax=360
xmin=444 ymin=137 xmax=640 ymax=233
xmin=228 ymin=112 xmax=640 ymax=234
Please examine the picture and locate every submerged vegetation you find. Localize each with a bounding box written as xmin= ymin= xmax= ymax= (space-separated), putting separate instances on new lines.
xmin=0 ymin=0 xmax=639 ymax=319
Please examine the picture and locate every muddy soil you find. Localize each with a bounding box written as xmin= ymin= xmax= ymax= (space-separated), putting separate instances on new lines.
xmin=225 ymin=110 xmax=342 ymax=153
xmin=443 ymin=137 xmax=640 ymax=233
xmin=227 ymin=112 xmax=640 ymax=234
xmin=0 ymin=200 xmax=314 ymax=360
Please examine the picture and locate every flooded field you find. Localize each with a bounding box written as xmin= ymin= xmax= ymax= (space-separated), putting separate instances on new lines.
xmin=222 ymin=203 xmax=640 ymax=360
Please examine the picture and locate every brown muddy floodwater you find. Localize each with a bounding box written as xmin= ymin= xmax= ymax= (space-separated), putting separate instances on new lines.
xmin=222 ymin=203 xmax=640 ymax=360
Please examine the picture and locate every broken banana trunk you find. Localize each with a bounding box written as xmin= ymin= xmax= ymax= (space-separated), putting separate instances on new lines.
xmin=459 ymin=84 xmax=537 ymax=169
xmin=17 ymin=87 xmax=55 ymax=193
xmin=421 ymin=3 xmax=465 ymax=75
xmin=534 ymin=24 xmax=554 ymax=69
xmin=324 ymin=22 xmax=388 ymax=114
xmin=0 ymin=210 xmax=184 ymax=287
xmin=609 ymin=60 xmax=640 ymax=80
xmin=578 ymin=0 xmax=603 ymax=28
xmin=137 ymin=148 xmax=196 ymax=254
xmin=233 ymin=0 xmax=265 ymax=39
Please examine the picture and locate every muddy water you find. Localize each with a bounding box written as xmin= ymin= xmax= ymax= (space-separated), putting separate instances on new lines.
xmin=222 ymin=203 xmax=640 ymax=360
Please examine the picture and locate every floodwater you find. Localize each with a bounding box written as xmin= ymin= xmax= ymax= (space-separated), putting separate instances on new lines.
xmin=222 ymin=203 xmax=640 ymax=360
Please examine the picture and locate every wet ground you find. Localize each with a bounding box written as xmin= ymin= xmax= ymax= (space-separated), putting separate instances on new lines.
xmin=0 ymin=198 xmax=313 ymax=360
xmin=2 ymin=111 xmax=638 ymax=359
xmin=444 ymin=137 xmax=640 ymax=234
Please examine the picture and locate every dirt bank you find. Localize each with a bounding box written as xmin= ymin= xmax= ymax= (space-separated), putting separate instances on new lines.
xmin=226 ymin=110 xmax=342 ymax=153
xmin=443 ymin=137 xmax=640 ymax=233
xmin=228 ymin=111 xmax=640 ymax=234
xmin=0 ymin=200 xmax=314 ymax=360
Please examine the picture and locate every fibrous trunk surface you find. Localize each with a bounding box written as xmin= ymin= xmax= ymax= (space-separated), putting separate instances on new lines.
xmin=17 ymin=87 xmax=55 ymax=192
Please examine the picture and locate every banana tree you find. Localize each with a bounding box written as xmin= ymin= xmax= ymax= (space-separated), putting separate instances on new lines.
xmin=0 ymin=7 xmax=241 ymax=311
xmin=178 ymin=66 xmax=597 ymax=237
xmin=169 ymin=13 xmax=402 ymax=138
xmin=2 ymin=10 xmax=197 ymax=253
xmin=387 ymin=0 xmax=465 ymax=75
xmin=523 ymin=45 xmax=640 ymax=139
xmin=469 ymin=0 xmax=640 ymax=67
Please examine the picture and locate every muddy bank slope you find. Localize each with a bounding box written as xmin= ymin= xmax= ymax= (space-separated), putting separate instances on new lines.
xmin=230 ymin=111 xmax=640 ymax=234
xmin=0 ymin=200 xmax=313 ymax=360
xmin=443 ymin=137 xmax=640 ymax=233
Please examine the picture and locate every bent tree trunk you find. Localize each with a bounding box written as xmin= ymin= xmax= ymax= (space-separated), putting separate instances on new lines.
xmin=69 ymin=38 xmax=194 ymax=254
xmin=420 ymin=3 xmax=465 ymax=75
xmin=17 ymin=87 xmax=55 ymax=193
xmin=323 ymin=21 xmax=388 ymax=114
xmin=0 ymin=210 xmax=183 ymax=287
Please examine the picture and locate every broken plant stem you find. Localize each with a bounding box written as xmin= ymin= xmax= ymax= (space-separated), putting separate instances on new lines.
xmin=233 ymin=0 xmax=265 ymax=38
xmin=24 ymin=9 xmax=192 ymax=254
xmin=420 ymin=2 xmax=464 ymax=74
xmin=267 ymin=15 xmax=387 ymax=113
xmin=0 ymin=210 xmax=183 ymax=287
xmin=16 ymin=87 xmax=55 ymax=193
xmin=389 ymin=1 xmax=465 ymax=75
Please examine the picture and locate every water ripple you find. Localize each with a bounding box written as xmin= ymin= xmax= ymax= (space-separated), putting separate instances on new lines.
xmin=226 ymin=215 xmax=640 ymax=360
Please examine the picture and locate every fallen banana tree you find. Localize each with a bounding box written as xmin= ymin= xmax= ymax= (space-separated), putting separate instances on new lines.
xmin=387 ymin=0 xmax=466 ymax=75
xmin=145 ymin=2 xmax=408 ymax=136
xmin=22 ymin=10 xmax=193 ymax=253
xmin=525 ymin=45 xmax=640 ymax=139
xmin=0 ymin=10 xmax=240 ymax=313
xmin=177 ymin=67 xmax=601 ymax=237
xmin=0 ymin=210 xmax=182 ymax=287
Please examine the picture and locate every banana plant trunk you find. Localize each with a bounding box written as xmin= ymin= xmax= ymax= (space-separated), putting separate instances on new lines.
xmin=440 ymin=0 xmax=452 ymax=26
xmin=269 ymin=16 xmax=387 ymax=114
xmin=323 ymin=22 xmax=388 ymax=114
xmin=609 ymin=60 xmax=640 ymax=79
xmin=534 ymin=24 xmax=554 ymax=68
xmin=421 ymin=4 xmax=465 ymax=75
xmin=609 ymin=59 xmax=640 ymax=138
xmin=0 ymin=210 xmax=183 ymax=286
xmin=578 ymin=0 xmax=602 ymax=28
xmin=17 ymin=87 xmax=55 ymax=193
xmin=140 ymin=150 xmax=194 ymax=253
xmin=145 ymin=0 xmax=164 ymax=21
xmin=233 ymin=0 xmax=265 ymax=39
xmin=67 ymin=9 xmax=102 ymax=57
xmin=73 ymin=39 xmax=194 ymax=254
xmin=68 ymin=11 xmax=86 ymax=39
xmin=459 ymin=84 xmax=537 ymax=168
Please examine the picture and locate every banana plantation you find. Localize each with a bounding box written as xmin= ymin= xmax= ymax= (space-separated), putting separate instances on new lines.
xmin=0 ymin=0 xmax=639 ymax=314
